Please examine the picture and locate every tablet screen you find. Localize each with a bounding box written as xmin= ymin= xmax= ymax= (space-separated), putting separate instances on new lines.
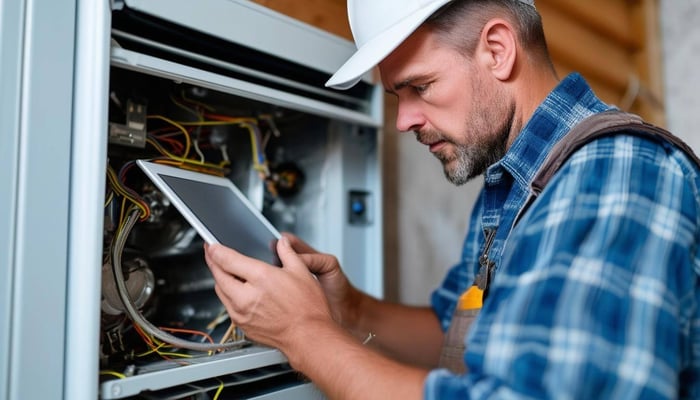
xmin=137 ymin=161 xmax=281 ymax=266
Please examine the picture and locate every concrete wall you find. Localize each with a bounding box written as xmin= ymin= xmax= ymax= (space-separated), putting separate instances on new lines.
xmin=389 ymin=1 xmax=699 ymax=305
xmin=660 ymin=0 xmax=700 ymax=151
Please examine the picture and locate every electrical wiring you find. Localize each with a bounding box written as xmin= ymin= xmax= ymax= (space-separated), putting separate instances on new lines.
xmin=178 ymin=118 xmax=269 ymax=176
xmin=213 ymin=378 xmax=225 ymax=400
xmin=100 ymin=370 xmax=127 ymax=380
xmin=242 ymin=122 xmax=269 ymax=175
xmin=132 ymin=324 xmax=189 ymax=361
xmin=170 ymin=94 xmax=205 ymax=120
xmin=147 ymin=115 xmax=192 ymax=159
xmin=193 ymin=136 xmax=206 ymax=163
xmin=104 ymin=189 xmax=114 ymax=208
xmin=206 ymin=308 xmax=230 ymax=335
xmin=189 ymin=115 xmax=258 ymax=125
xmin=111 ymin=207 xmax=248 ymax=352
xmin=169 ymin=94 xmax=208 ymax=163
xmin=136 ymin=342 xmax=192 ymax=359
xmin=206 ymin=310 xmax=230 ymax=332
xmin=133 ymin=323 xmax=157 ymax=349
xmin=258 ymin=114 xmax=281 ymax=150
xmin=178 ymin=90 xmax=215 ymax=113
xmin=147 ymin=111 xmax=274 ymax=179
xmin=145 ymin=138 xmax=227 ymax=174
xmin=219 ymin=143 xmax=230 ymax=164
xmin=118 ymin=197 xmax=128 ymax=229
xmin=160 ymin=327 xmax=215 ymax=345
xmin=219 ymin=323 xmax=236 ymax=346
xmin=106 ymin=164 xmax=150 ymax=221
xmin=152 ymin=133 xmax=186 ymax=155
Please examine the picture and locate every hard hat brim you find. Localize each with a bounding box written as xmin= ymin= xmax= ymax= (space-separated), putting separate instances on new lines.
xmin=325 ymin=0 xmax=452 ymax=90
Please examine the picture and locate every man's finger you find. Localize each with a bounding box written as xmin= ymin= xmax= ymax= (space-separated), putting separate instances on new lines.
xmin=276 ymin=236 xmax=310 ymax=274
xmin=205 ymin=247 xmax=246 ymax=291
xmin=297 ymin=253 xmax=339 ymax=276
xmin=282 ymin=232 xmax=319 ymax=254
xmin=204 ymin=243 xmax=267 ymax=282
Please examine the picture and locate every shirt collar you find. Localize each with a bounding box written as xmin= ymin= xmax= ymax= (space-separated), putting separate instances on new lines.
xmin=494 ymin=73 xmax=614 ymax=189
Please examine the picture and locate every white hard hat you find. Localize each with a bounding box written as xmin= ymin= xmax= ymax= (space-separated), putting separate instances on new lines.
xmin=325 ymin=0 xmax=536 ymax=90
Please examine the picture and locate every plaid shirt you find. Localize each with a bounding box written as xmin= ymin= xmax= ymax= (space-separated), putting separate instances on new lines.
xmin=427 ymin=73 xmax=700 ymax=399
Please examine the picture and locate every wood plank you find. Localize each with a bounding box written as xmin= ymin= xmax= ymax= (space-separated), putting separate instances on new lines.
xmin=630 ymin=0 xmax=666 ymax=126
xmin=251 ymin=0 xmax=351 ymax=40
xmin=539 ymin=2 xmax=632 ymax=93
xmin=538 ymin=0 xmax=639 ymax=49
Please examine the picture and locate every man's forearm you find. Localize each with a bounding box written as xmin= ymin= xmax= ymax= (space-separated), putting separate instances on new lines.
xmin=286 ymin=318 xmax=429 ymax=400
xmin=347 ymin=292 xmax=444 ymax=368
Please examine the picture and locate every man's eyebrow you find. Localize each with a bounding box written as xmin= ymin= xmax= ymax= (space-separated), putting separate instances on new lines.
xmin=385 ymin=75 xmax=422 ymax=94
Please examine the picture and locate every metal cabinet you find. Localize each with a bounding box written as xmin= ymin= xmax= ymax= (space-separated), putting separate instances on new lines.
xmin=1 ymin=1 xmax=383 ymax=399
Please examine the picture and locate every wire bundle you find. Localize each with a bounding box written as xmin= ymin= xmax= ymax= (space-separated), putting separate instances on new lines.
xmin=110 ymin=207 xmax=247 ymax=352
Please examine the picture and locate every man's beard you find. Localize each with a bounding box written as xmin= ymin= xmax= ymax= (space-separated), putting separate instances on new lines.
xmin=445 ymin=111 xmax=512 ymax=185
xmin=417 ymin=100 xmax=515 ymax=185
xmin=425 ymin=82 xmax=514 ymax=185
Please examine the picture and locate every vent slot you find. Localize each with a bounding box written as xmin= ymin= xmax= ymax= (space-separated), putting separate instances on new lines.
xmin=111 ymin=8 xmax=374 ymax=114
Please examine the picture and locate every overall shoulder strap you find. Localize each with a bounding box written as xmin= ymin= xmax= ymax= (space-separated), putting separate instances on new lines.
xmin=532 ymin=110 xmax=700 ymax=195
xmin=515 ymin=110 xmax=700 ymax=227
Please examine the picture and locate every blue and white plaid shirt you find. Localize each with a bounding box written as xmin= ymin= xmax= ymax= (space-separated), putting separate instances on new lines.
xmin=427 ymin=73 xmax=700 ymax=399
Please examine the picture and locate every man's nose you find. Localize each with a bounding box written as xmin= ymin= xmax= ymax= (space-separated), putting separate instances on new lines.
xmin=395 ymin=101 xmax=425 ymax=133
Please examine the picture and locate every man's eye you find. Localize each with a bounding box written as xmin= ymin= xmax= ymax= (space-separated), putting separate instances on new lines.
xmin=414 ymin=84 xmax=428 ymax=93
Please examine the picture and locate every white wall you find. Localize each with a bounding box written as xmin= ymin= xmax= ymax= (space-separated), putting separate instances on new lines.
xmin=660 ymin=0 xmax=700 ymax=151
xmin=384 ymin=94 xmax=482 ymax=306
xmin=390 ymin=1 xmax=699 ymax=305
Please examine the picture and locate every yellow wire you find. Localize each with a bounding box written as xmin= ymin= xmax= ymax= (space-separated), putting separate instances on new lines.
xmin=168 ymin=115 xmax=273 ymax=164
xmin=136 ymin=342 xmax=167 ymax=357
xmin=170 ymin=95 xmax=203 ymax=120
xmin=136 ymin=340 xmax=193 ymax=359
xmin=118 ymin=197 xmax=127 ymax=228
xmin=180 ymin=90 xmax=216 ymax=112
xmin=149 ymin=116 xmax=270 ymax=176
xmin=146 ymin=139 xmax=225 ymax=172
xmin=155 ymin=351 xmax=193 ymax=359
xmin=104 ymin=190 xmax=114 ymax=208
xmin=147 ymin=115 xmax=192 ymax=159
xmin=175 ymin=119 xmax=266 ymax=171
xmin=213 ymin=378 xmax=225 ymax=400
xmin=169 ymin=96 xmax=206 ymax=162
xmin=239 ymin=122 xmax=269 ymax=175
xmin=106 ymin=165 xmax=149 ymax=220
xmin=176 ymin=119 xmax=257 ymax=126
xmin=100 ymin=370 xmax=126 ymax=379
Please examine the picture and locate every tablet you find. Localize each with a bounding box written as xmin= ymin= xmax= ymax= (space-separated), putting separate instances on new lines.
xmin=136 ymin=160 xmax=281 ymax=266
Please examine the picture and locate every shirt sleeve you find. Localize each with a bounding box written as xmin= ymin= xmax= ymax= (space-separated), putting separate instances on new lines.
xmin=425 ymin=135 xmax=700 ymax=399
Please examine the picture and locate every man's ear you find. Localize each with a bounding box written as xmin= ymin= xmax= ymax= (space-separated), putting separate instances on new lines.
xmin=476 ymin=18 xmax=517 ymax=81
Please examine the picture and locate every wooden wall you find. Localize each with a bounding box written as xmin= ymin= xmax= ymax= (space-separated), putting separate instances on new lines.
xmin=252 ymin=0 xmax=664 ymax=125
xmin=251 ymin=0 xmax=352 ymax=39
xmin=537 ymin=0 xmax=664 ymax=125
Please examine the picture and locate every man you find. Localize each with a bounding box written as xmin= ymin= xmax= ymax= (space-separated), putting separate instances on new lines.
xmin=204 ymin=0 xmax=700 ymax=398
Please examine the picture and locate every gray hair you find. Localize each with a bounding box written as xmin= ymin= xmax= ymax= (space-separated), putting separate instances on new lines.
xmin=425 ymin=0 xmax=555 ymax=71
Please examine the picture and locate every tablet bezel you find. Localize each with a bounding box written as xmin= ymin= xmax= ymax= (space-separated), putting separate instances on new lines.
xmin=136 ymin=160 xmax=282 ymax=263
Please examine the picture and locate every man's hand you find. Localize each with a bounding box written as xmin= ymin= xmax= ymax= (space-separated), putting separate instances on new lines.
xmin=204 ymin=237 xmax=333 ymax=353
xmin=204 ymin=237 xmax=433 ymax=400
xmin=283 ymin=233 xmax=363 ymax=329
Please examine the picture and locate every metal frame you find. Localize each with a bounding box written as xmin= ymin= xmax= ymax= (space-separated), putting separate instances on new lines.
xmin=0 ymin=1 xmax=383 ymax=398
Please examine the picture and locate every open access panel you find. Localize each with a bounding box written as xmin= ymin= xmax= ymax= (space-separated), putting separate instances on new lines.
xmin=99 ymin=1 xmax=383 ymax=398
